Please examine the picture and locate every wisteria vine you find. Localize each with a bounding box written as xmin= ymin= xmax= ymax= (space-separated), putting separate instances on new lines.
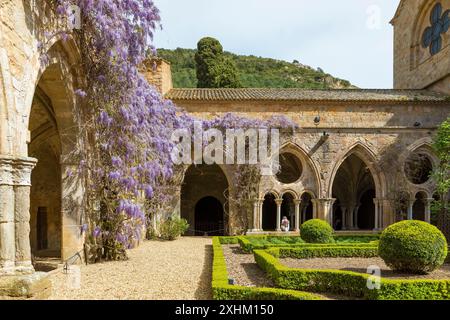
xmin=49 ymin=0 xmax=296 ymax=260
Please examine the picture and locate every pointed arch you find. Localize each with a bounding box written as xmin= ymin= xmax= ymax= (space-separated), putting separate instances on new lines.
xmin=276 ymin=141 xmax=321 ymax=196
xmin=328 ymin=142 xmax=386 ymax=199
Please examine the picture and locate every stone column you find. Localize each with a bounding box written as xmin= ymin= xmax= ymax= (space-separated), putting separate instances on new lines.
xmin=407 ymin=200 xmax=414 ymax=220
xmin=312 ymin=199 xmax=336 ymax=226
xmin=257 ymin=198 xmax=263 ymax=231
xmin=425 ymin=198 xmax=433 ymax=224
xmin=373 ymin=199 xmax=381 ymax=231
xmin=275 ymin=199 xmax=283 ymax=232
xmin=0 ymin=157 xmax=16 ymax=274
xmin=353 ymin=205 xmax=360 ymax=229
xmin=294 ymin=199 xmax=301 ymax=232
xmin=13 ymin=157 xmax=37 ymax=274
xmin=341 ymin=205 xmax=348 ymax=230
xmin=380 ymin=199 xmax=394 ymax=228
xmin=345 ymin=203 xmax=356 ymax=229
xmin=250 ymin=199 xmax=260 ymax=232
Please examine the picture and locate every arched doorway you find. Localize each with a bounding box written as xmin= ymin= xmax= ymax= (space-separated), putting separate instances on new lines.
xmin=27 ymin=41 xmax=84 ymax=262
xmin=300 ymin=192 xmax=314 ymax=224
xmin=181 ymin=164 xmax=229 ymax=235
xmin=194 ymin=197 xmax=224 ymax=236
xmin=29 ymin=68 xmax=64 ymax=260
xmin=262 ymin=193 xmax=277 ymax=231
xmin=413 ymin=192 xmax=426 ymax=221
xmin=281 ymin=193 xmax=295 ymax=231
xmin=332 ymin=153 xmax=377 ymax=230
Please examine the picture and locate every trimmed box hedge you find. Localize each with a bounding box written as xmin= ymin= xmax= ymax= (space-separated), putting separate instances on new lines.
xmin=211 ymin=237 xmax=321 ymax=300
xmin=254 ymin=248 xmax=450 ymax=300
xmin=238 ymin=236 xmax=379 ymax=253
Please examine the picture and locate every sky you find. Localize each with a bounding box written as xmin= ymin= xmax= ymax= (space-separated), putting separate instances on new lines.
xmin=153 ymin=0 xmax=401 ymax=89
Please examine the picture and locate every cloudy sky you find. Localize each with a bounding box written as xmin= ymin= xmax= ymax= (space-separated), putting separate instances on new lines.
xmin=153 ymin=0 xmax=401 ymax=88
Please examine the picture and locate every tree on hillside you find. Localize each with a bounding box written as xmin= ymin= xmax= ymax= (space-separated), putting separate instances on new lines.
xmin=195 ymin=37 xmax=241 ymax=88
xmin=432 ymin=117 xmax=450 ymax=241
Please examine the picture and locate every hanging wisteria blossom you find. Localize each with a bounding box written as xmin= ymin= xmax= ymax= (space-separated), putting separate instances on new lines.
xmin=52 ymin=0 xmax=296 ymax=260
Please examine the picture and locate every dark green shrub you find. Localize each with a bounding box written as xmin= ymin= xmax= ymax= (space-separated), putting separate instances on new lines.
xmin=254 ymin=248 xmax=450 ymax=300
xmin=211 ymin=237 xmax=321 ymax=300
xmin=159 ymin=217 xmax=189 ymax=241
xmin=379 ymin=220 xmax=448 ymax=274
xmin=300 ymin=219 xmax=334 ymax=243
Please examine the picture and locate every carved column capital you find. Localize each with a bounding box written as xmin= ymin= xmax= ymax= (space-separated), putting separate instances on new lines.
xmin=12 ymin=157 xmax=37 ymax=186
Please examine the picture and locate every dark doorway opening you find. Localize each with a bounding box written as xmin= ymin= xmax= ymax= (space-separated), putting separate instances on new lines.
xmin=358 ymin=190 xmax=376 ymax=229
xmin=281 ymin=194 xmax=295 ymax=231
xmin=194 ymin=196 xmax=224 ymax=236
xmin=413 ymin=192 xmax=426 ymax=221
xmin=333 ymin=199 xmax=343 ymax=230
xmin=262 ymin=194 xmax=277 ymax=230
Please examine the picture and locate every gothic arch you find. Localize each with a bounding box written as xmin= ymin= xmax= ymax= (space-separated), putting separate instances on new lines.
xmin=274 ymin=141 xmax=321 ymax=195
xmin=328 ymin=142 xmax=386 ymax=199
xmin=406 ymin=139 xmax=440 ymax=167
xmin=24 ymin=37 xmax=83 ymax=156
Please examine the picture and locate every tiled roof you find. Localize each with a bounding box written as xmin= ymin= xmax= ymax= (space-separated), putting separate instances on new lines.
xmin=165 ymin=88 xmax=450 ymax=103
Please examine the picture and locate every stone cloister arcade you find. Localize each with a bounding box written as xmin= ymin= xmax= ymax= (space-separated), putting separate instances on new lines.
xmin=1 ymin=0 xmax=449 ymax=287
xmin=1 ymin=1 xmax=85 ymax=276
xmin=246 ymin=141 xmax=437 ymax=234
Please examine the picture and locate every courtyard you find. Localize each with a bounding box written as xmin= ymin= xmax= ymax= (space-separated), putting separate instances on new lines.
xmin=48 ymin=237 xmax=212 ymax=300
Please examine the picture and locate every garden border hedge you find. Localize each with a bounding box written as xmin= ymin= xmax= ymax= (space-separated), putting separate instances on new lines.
xmin=238 ymin=236 xmax=379 ymax=253
xmin=212 ymin=237 xmax=321 ymax=300
xmin=254 ymin=248 xmax=450 ymax=300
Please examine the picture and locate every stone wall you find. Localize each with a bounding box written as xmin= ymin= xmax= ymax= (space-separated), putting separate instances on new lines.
xmin=172 ymin=99 xmax=450 ymax=231
xmin=392 ymin=0 xmax=450 ymax=93
xmin=142 ymin=59 xmax=173 ymax=96
xmin=0 ymin=0 xmax=85 ymax=276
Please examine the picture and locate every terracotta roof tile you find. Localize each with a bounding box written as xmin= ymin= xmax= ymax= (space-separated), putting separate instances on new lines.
xmin=165 ymin=88 xmax=450 ymax=103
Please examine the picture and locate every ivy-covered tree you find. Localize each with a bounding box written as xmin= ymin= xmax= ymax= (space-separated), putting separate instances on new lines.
xmin=195 ymin=37 xmax=241 ymax=88
xmin=432 ymin=117 xmax=450 ymax=241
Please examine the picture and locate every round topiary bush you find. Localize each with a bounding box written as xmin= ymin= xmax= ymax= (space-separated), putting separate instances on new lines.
xmin=300 ymin=219 xmax=334 ymax=243
xmin=379 ymin=220 xmax=448 ymax=274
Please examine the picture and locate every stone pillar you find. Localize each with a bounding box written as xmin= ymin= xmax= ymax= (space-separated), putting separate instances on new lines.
xmin=425 ymin=198 xmax=433 ymax=224
xmin=61 ymin=163 xmax=85 ymax=261
xmin=312 ymin=200 xmax=318 ymax=219
xmin=250 ymin=199 xmax=260 ymax=232
xmin=345 ymin=203 xmax=356 ymax=229
xmin=0 ymin=157 xmax=16 ymax=274
xmin=257 ymin=198 xmax=263 ymax=231
xmin=373 ymin=198 xmax=382 ymax=231
xmin=341 ymin=206 xmax=347 ymax=230
xmin=407 ymin=200 xmax=414 ymax=220
xmin=13 ymin=157 xmax=36 ymax=274
xmin=275 ymin=199 xmax=282 ymax=232
xmin=294 ymin=200 xmax=301 ymax=232
xmin=312 ymin=199 xmax=336 ymax=226
xmin=353 ymin=205 xmax=360 ymax=229
xmin=380 ymin=199 xmax=394 ymax=228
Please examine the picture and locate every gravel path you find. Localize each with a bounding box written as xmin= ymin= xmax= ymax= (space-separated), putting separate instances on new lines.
xmin=48 ymin=237 xmax=212 ymax=300
xmin=281 ymin=257 xmax=450 ymax=280
xmin=222 ymin=245 xmax=275 ymax=287
xmin=221 ymin=245 xmax=349 ymax=300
